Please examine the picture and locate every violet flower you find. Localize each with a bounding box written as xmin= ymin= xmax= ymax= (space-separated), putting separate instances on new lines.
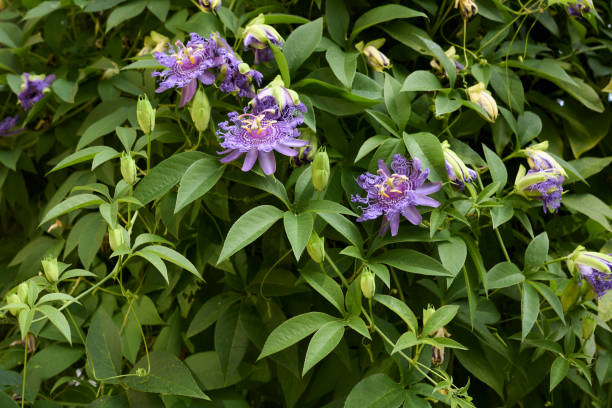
xmin=153 ymin=33 xmax=262 ymax=106
xmin=576 ymin=252 xmax=612 ymax=298
xmin=351 ymin=154 xmax=442 ymax=237
xmin=199 ymin=0 xmax=221 ymax=12
xmin=216 ymin=83 xmax=307 ymax=175
xmin=514 ymin=165 xmax=564 ymax=213
xmin=242 ymin=14 xmax=284 ymax=65
xmin=18 ymin=73 xmax=55 ymax=111
xmin=0 ymin=115 xmax=24 ymax=137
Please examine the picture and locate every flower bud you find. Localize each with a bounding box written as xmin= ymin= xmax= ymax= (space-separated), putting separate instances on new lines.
xmin=442 ymin=140 xmax=477 ymax=190
xmin=311 ymin=149 xmax=330 ymax=192
xmin=17 ymin=282 xmax=29 ymax=304
xmin=199 ymin=0 xmax=221 ymax=12
xmin=252 ymin=76 xmax=301 ymax=112
xmin=306 ymin=232 xmax=325 ymax=263
xmin=41 ymin=257 xmax=59 ymax=282
xmin=356 ymin=40 xmax=391 ymax=73
xmin=523 ymin=142 xmax=567 ymax=177
xmin=455 ymin=0 xmax=478 ymax=20
xmin=291 ymin=130 xmax=317 ymax=167
xmin=360 ymin=269 xmax=376 ymax=299
xmin=108 ymin=227 xmax=125 ymax=252
xmin=120 ymin=153 xmax=137 ymax=185
xmin=190 ymin=88 xmax=211 ymax=132
xmin=514 ymin=164 xmax=564 ymax=213
xmin=137 ymin=31 xmax=170 ymax=56
xmin=243 ymin=14 xmax=284 ymax=65
xmin=6 ymin=294 xmax=21 ymax=316
xmin=137 ymin=94 xmax=155 ymax=135
xmin=582 ymin=315 xmax=597 ymax=339
xmin=430 ymin=46 xmax=464 ymax=75
xmin=422 ymin=305 xmax=436 ymax=332
xmin=467 ymin=83 xmax=498 ymax=122
xmin=561 ymin=279 xmax=580 ymax=312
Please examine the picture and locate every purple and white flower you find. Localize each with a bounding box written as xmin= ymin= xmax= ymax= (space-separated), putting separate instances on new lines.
xmin=18 ymin=73 xmax=55 ymax=111
xmin=242 ymin=14 xmax=284 ymax=65
xmin=0 ymin=115 xmax=24 ymax=137
xmin=514 ymin=165 xmax=564 ymax=213
xmin=351 ymin=154 xmax=442 ymax=237
xmin=442 ymin=141 xmax=477 ymax=190
xmin=570 ymin=249 xmax=612 ymax=298
xmin=153 ymin=33 xmax=262 ymax=106
xmin=216 ymin=83 xmax=307 ymax=175
xmin=199 ymin=0 xmax=221 ymax=12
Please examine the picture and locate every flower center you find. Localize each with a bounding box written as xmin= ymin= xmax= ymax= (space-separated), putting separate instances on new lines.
xmin=375 ymin=172 xmax=409 ymax=200
xmin=239 ymin=111 xmax=277 ymax=141
xmin=173 ymin=41 xmax=205 ymax=66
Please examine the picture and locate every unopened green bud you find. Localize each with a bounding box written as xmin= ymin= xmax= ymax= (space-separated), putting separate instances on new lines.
xmin=561 ymin=280 xmax=580 ymax=312
xmin=190 ymin=88 xmax=211 ymax=132
xmin=356 ymin=40 xmax=391 ymax=73
xmin=311 ymin=150 xmax=330 ymax=192
xmin=137 ymin=94 xmax=155 ymax=134
xmin=582 ymin=316 xmax=597 ymax=339
xmin=41 ymin=257 xmax=59 ymax=282
xmin=108 ymin=227 xmax=125 ymax=252
xmin=423 ymin=305 xmax=436 ymax=331
xmin=120 ymin=153 xmax=137 ymax=185
xmin=467 ymin=82 xmax=498 ymax=122
xmin=6 ymin=294 xmax=21 ymax=316
xmin=306 ymin=232 xmax=325 ymax=263
xmin=360 ymin=269 xmax=376 ymax=299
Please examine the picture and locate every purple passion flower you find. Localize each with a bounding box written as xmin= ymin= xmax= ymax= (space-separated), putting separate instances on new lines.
xmin=351 ymin=154 xmax=442 ymax=237
xmin=0 ymin=115 xmax=24 ymax=137
xmin=574 ymin=252 xmax=612 ymax=298
xmin=199 ymin=0 xmax=221 ymax=12
xmin=153 ymin=33 xmax=262 ymax=106
xmin=567 ymin=0 xmax=592 ymax=16
xmin=18 ymin=73 xmax=55 ymax=111
xmin=216 ymin=88 xmax=307 ymax=175
xmin=514 ymin=165 xmax=564 ymax=213
xmin=243 ymin=14 xmax=284 ymax=65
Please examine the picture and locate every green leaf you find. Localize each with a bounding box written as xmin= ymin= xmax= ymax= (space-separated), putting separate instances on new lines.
xmin=77 ymin=99 xmax=133 ymax=150
xmin=123 ymin=351 xmax=209 ymax=399
xmin=115 ymin=127 xmax=136 ymax=152
xmin=435 ymin=94 xmax=462 ymax=116
xmin=187 ymin=292 xmax=242 ymax=338
xmin=270 ymin=43 xmax=290 ymax=87
xmin=517 ymin=111 xmax=542 ymax=146
xmin=300 ymin=263 xmax=345 ymax=314
xmin=372 ymin=249 xmax=453 ymax=277
xmin=132 ymin=233 xmax=173 ymax=250
xmin=264 ymin=13 xmax=310 ymax=24
xmin=224 ymin=167 xmax=290 ymax=208
xmin=52 ymin=78 xmax=77 ymax=103
xmin=283 ymin=212 xmax=313 ymax=260
xmin=401 ymin=70 xmax=443 ymax=92
xmin=214 ymin=304 xmax=249 ymax=379
xmin=403 ymin=132 xmax=447 ymax=182
xmin=40 ymin=194 xmax=105 ymax=225
xmin=259 ymin=312 xmax=336 ymax=359
xmin=521 ymin=282 xmax=540 ymax=341
xmin=530 ymin=281 xmax=565 ymax=324
xmin=344 ymin=373 xmax=405 ymax=408
xmin=175 ymin=158 xmax=225 ymax=213
xmin=437 ymin=236 xmax=467 ymax=276
xmin=384 ymin=74 xmax=411 ymax=131
xmin=24 ymin=1 xmax=61 ymax=19
xmin=139 ymin=245 xmax=201 ymax=279
xmin=106 ymin=0 xmax=147 ymax=32
xmin=318 ymin=212 xmax=363 ymax=249
xmin=350 ymin=5 xmax=426 ymax=40
xmin=563 ymin=194 xmax=612 ymax=231
xmin=524 ymin=232 xmax=549 ymax=272
xmin=38 ymin=305 xmax=71 ymax=344
xmin=420 ymin=36 xmax=456 ymax=87
xmin=325 ymin=44 xmax=357 ymax=89
xmin=487 ymin=262 xmax=524 ymax=289
xmin=482 ymin=144 xmax=507 ymax=194
xmin=325 ymin=0 xmax=349 ymax=45
xmin=355 ymin=135 xmax=389 ymax=163
xmin=489 ymin=65 xmax=524 ymax=113
xmin=373 ymin=294 xmax=418 ymax=333
xmin=392 ymin=331 xmax=418 ymax=354
xmin=217 ymin=205 xmax=284 ymax=262
xmin=550 ymin=357 xmax=569 ymax=391
xmin=86 ymin=309 xmax=122 ymax=380
xmin=283 ymin=18 xmax=323 ymax=73
xmin=302 ymin=320 xmax=345 ymax=375
xmin=135 ymin=250 xmax=168 ymax=283
xmin=134 ymin=152 xmax=207 ymax=205
xmin=421 ymin=305 xmax=459 ymax=336
xmin=303 ymin=200 xmax=356 ymax=216
xmin=49 ymin=147 xmax=113 ymax=174
xmin=491 ymin=201 xmax=514 ymax=228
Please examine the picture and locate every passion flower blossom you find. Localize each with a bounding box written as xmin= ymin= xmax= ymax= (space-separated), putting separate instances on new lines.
xmin=153 ymin=33 xmax=262 ymax=106
xmin=0 ymin=115 xmax=24 ymax=137
xmin=524 ymin=142 xmax=567 ymax=177
xmin=514 ymin=165 xmax=564 ymax=213
xmin=570 ymin=250 xmax=612 ymax=298
xmin=430 ymin=46 xmax=465 ymax=76
xmin=199 ymin=0 xmax=221 ymax=12
xmin=243 ymin=14 xmax=284 ymax=65
xmin=351 ymin=154 xmax=442 ymax=237
xmin=216 ymin=87 xmax=307 ymax=175
xmin=442 ymin=141 xmax=477 ymax=190
xmin=567 ymin=0 xmax=592 ymax=16
xmin=18 ymin=73 xmax=55 ymax=111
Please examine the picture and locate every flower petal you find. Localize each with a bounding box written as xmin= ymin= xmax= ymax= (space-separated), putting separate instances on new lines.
xmin=220 ymin=149 xmax=244 ymax=163
xmin=415 ymin=182 xmax=442 ymax=195
xmin=258 ymin=150 xmax=276 ymax=175
xmin=275 ymin=144 xmax=298 ymax=157
xmin=242 ymin=149 xmax=258 ymax=172
xmin=413 ymin=194 xmax=440 ymax=208
xmin=401 ymin=206 xmax=422 ymax=225
xmin=388 ymin=212 xmax=400 ymax=236
xmin=179 ymin=80 xmax=197 ymax=107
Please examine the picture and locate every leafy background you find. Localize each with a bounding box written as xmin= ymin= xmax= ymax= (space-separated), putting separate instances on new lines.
xmin=0 ymin=0 xmax=611 ymax=407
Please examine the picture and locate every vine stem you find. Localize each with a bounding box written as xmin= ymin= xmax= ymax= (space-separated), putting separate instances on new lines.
xmin=325 ymin=254 xmax=348 ymax=287
xmin=21 ymin=343 xmax=27 ymax=408
xmin=495 ymin=228 xmax=511 ymax=263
